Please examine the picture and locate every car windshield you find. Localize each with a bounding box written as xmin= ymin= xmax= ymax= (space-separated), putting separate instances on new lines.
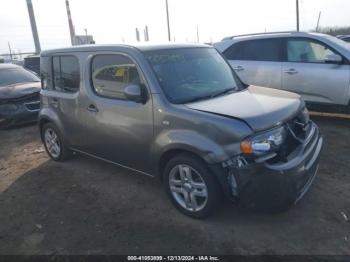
xmin=323 ymin=34 xmax=350 ymax=50
xmin=0 ymin=67 xmax=40 ymax=87
xmin=144 ymin=47 xmax=241 ymax=104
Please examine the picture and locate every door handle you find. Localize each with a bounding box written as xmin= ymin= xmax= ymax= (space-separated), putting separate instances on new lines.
xmin=232 ymin=65 xmax=244 ymax=72
xmin=87 ymin=104 xmax=99 ymax=113
xmin=284 ymin=68 xmax=298 ymax=75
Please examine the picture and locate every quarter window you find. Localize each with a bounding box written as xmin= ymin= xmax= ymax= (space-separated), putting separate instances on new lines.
xmin=287 ymin=39 xmax=336 ymax=63
xmin=52 ymin=55 xmax=80 ymax=92
xmin=91 ymin=54 xmax=142 ymax=100
xmin=225 ymin=39 xmax=282 ymax=62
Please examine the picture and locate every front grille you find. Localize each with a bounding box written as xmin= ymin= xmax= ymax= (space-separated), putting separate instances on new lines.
xmin=7 ymin=92 xmax=40 ymax=103
xmin=267 ymin=110 xmax=311 ymax=164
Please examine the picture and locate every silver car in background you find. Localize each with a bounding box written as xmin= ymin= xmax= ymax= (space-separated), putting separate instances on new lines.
xmin=215 ymin=32 xmax=350 ymax=112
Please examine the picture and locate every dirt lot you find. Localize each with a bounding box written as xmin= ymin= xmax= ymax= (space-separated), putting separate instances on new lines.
xmin=0 ymin=116 xmax=349 ymax=255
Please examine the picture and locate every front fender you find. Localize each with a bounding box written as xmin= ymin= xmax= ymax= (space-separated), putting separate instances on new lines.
xmin=154 ymin=129 xmax=230 ymax=165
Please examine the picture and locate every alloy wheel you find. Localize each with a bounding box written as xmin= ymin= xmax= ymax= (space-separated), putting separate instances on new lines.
xmin=44 ymin=127 xmax=61 ymax=158
xmin=169 ymin=164 xmax=208 ymax=212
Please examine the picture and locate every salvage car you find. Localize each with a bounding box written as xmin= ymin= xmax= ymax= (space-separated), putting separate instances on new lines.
xmin=0 ymin=64 xmax=41 ymax=128
xmin=215 ymin=31 xmax=350 ymax=113
xmin=39 ymin=44 xmax=323 ymax=218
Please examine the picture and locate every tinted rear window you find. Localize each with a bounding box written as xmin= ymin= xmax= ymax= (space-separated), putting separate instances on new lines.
xmin=224 ymin=38 xmax=282 ymax=62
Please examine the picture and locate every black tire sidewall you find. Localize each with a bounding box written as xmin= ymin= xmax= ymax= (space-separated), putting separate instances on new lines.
xmin=163 ymin=153 xmax=221 ymax=219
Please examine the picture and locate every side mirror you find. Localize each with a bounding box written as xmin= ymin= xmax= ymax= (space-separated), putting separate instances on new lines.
xmin=123 ymin=84 xmax=145 ymax=103
xmin=325 ymin=54 xmax=342 ymax=64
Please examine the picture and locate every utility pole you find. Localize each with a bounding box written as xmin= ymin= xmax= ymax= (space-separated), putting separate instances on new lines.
xmin=165 ymin=0 xmax=171 ymax=41
xmin=84 ymin=28 xmax=88 ymax=44
xmin=8 ymin=42 xmax=13 ymax=63
xmin=296 ymin=0 xmax=300 ymax=31
xmin=65 ymin=0 xmax=76 ymax=45
xmin=316 ymin=11 xmax=322 ymax=32
xmin=144 ymin=26 xmax=149 ymax=41
xmin=26 ymin=0 xmax=41 ymax=54
xmin=136 ymin=28 xmax=140 ymax=42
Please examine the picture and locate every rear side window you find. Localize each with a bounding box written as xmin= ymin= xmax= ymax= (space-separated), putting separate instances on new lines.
xmin=91 ymin=54 xmax=141 ymax=100
xmin=52 ymin=55 xmax=80 ymax=92
xmin=224 ymin=39 xmax=282 ymax=62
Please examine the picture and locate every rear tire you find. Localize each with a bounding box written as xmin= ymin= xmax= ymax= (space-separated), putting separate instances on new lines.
xmin=163 ymin=153 xmax=221 ymax=219
xmin=42 ymin=123 xmax=71 ymax=161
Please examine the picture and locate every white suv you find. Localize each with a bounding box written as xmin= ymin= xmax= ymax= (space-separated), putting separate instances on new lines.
xmin=214 ymin=31 xmax=350 ymax=112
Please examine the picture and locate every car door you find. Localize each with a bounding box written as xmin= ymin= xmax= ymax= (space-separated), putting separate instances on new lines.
xmin=224 ymin=38 xmax=283 ymax=90
xmin=50 ymin=55 xmax=82 ymax=145
xmin=78 ymin=53 xmax=154 ymax=174
xmin=282 ymin=37 xmax=350 ymax=105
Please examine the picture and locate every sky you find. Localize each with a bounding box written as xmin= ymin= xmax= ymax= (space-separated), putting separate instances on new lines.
xmin=0 ymin=0 xmax=350 ymax=54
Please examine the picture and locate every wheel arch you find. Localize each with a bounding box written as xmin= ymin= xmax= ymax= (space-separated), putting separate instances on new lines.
xmin=158 ymin=148 xmax=205 ymax=182
xmin=38 ymin=108 xmax=66 ymax=142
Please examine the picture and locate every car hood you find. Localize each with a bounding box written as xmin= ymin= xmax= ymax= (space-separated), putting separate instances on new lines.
xmin=186 ymin=85 xmax=302 ymax=132
xmin=0 ymin=82 xmax=41 ymax=100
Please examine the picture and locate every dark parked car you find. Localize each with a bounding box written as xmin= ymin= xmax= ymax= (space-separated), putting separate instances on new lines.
xmin=0 ymin=64 xmax=41 ymax=128
xmin=39 ymin=44 xmax=323 ymax=218
xmin=337 ymin=35 xmax=350 ymax=43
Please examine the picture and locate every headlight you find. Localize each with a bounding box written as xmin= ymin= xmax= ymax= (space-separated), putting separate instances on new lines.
xmin=0 ymin=103 xmax=18 ymax=112
xmin=240 ymin=126 xmax=286 ymax=155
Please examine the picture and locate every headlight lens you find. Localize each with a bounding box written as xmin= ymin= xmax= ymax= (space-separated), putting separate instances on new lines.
xmin=240 ymin=126 xmax=286 ymax=155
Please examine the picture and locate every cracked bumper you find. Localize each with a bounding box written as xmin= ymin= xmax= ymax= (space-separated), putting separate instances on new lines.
xmin=217 ymin=121 xmax=323 ymax=211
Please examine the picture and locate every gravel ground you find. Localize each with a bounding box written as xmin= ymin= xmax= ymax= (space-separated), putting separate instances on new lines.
xmin=0 ymin=115 xmax=349 ymax=255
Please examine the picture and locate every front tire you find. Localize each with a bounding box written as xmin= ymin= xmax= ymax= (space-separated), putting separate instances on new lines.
xmin=163 ymin=153 xmax=221 ymax=219
xmin=42 ymin=123 xmax=71 ymax=161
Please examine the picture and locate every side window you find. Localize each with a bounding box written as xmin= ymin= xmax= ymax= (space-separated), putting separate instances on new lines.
xmin=287 ymin=39 xmax=336 ymax=63
xmin=223 ymin=42 xmax=244 ymax=60
xmin=225 ymin=39 xmax=282 ymax=61
xmin=40 ymin=56 xmax=53 ymax=90
xmin=91 ymin=54 xmax=142 ymax=100
xmin=52 ymin=55 xmax=80 ymax=92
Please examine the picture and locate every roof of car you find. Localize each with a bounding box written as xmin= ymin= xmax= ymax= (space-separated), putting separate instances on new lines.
xmin=41 ymin=43 xmax=209 ymax=56
xmin=220 ymin=31 xmax=323 ymax=41
xmin=214 ymin=31 xmax=332 ymax=53
xmin=0 ymin=63 xmax=21 ymax=69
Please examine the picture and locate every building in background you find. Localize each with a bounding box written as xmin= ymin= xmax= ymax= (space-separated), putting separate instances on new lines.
xmin=73 ymin=35 xmax=95 ymax=45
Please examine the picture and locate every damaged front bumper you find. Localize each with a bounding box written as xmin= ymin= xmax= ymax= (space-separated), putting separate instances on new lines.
xmin=0 ymin=99 xmax=40 ymax=128
xmin=213 ymin=121 xmax=323 ymax=211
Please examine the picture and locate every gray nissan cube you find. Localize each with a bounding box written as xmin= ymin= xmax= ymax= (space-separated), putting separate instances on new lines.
xmin=39 ymin=44 xmax=323 ymax=218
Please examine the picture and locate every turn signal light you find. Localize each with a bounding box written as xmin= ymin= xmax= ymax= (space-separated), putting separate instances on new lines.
xmin=240 ymin=140 xmax=253 ymax=154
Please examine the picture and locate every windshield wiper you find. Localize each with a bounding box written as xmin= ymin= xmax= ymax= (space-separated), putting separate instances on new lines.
xmin=210 ymin=87 xmax=236 ymax=98
xmin=184 ymin=94 xmax=214 ymax=104
xmin=184 ymin=88 xmax=237 ymax=104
